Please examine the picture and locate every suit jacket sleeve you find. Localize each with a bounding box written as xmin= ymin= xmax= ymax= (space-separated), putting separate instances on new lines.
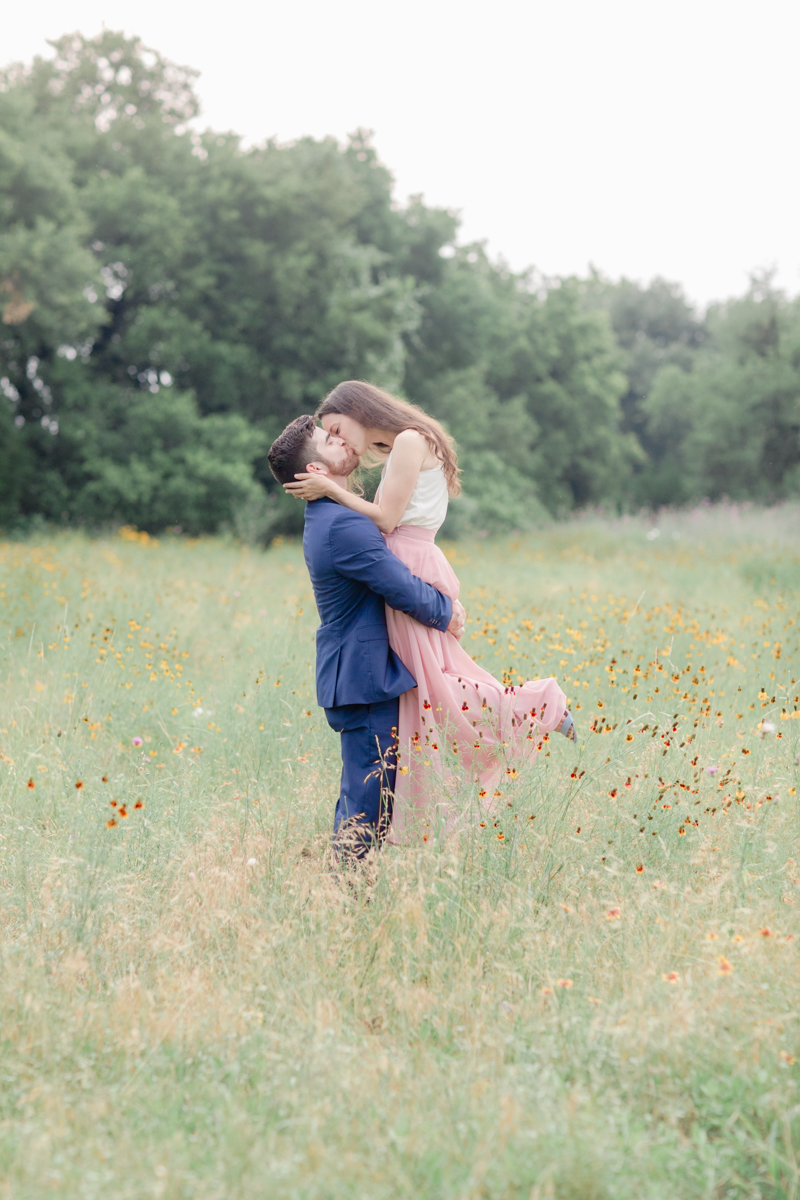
xmin=330 ymin=513 xmax=453 ymax=631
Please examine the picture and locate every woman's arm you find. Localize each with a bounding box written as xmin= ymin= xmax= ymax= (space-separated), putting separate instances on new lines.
xmin=283 ymin=430 xmax=428 ymax=533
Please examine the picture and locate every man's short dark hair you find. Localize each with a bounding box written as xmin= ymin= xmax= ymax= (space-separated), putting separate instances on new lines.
xmin=268 ymin=414 xmax=318 ymax=485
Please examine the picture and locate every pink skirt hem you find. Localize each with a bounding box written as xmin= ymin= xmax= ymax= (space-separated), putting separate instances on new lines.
xmin=383 ymin=526 xmax=566 ymax=842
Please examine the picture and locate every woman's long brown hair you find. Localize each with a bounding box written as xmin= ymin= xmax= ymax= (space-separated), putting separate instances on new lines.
xmin=316 ymin=381 xmax=461 ymax=496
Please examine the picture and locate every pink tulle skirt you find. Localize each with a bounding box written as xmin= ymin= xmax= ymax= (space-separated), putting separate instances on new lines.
xmin=384 ymin=526 xmax=567 ymax=842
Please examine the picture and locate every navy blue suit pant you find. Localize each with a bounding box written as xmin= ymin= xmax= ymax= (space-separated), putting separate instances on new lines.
xmin=324 ymin=698 xmax=399 ymax=859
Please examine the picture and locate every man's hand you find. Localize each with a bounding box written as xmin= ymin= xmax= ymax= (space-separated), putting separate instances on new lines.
xmin=447 ymin=599 xmax=466 ymax=640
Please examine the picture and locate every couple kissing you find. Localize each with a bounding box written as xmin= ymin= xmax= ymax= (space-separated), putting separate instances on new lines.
xmin=268 ymin=380 xmax=576 ymax=861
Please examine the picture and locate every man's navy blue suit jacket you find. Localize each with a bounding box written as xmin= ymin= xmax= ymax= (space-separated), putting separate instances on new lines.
xmin=303 ymin=497 xmax=453 ymax=708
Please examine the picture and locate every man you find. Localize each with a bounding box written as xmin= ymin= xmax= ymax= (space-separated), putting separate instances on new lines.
xmin=268 ymin=415 xmax=465 ymax=859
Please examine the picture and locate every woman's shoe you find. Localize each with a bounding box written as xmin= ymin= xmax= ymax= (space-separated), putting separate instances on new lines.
xmin=558 ymin=710 xmax=578 ymax=743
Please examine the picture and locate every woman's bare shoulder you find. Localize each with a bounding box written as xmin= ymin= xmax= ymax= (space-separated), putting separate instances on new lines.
xmin=393 ymin=428 xmax=438 ymax=467
xmin=393 ymin=428 xmax=428 ymax=452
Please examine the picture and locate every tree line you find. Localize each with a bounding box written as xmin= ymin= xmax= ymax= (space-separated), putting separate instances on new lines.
xmin=1 ymin=31 xmax=798 ymax=537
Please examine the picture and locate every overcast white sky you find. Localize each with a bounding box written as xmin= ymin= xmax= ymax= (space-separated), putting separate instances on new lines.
xmin=5 ymin=0 xmax=799 ymax=308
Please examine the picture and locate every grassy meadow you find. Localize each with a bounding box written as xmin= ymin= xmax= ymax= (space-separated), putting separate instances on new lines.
xmin=1 ymin=505 xmax=800 ymax=1200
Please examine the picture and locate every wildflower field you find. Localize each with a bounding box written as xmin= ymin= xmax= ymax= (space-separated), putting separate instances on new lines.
xmin=1 ymin=505 xmax=799 ymax=1200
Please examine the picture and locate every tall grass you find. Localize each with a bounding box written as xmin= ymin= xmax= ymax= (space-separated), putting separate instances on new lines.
xmin=1 ymin=507 xmax=799 ymax=1199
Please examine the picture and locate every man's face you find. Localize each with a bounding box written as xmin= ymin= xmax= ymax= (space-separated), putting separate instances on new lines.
xmin=308 ymin=426 xmax=360 ymax=478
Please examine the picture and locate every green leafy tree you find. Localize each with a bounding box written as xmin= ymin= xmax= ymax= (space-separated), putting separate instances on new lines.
xmin=0 ymin=82 xmax=102 ymax=520
xmin=586 ymin=274 xmax=705 ymax=504
xmin=0 ymin=402 xmax=29 ymax=523
xmin=643 ymin=275 xmax=800 ymax=503
xmin=13 ymin=28 xmax=783 ymax=534
xmin=491 ymin=278 xmax=641 ymax=512
xmin=1 ymin=33 xmax=420 ymax=531
xmin=406 ymin=253 xmax=638 ymax=525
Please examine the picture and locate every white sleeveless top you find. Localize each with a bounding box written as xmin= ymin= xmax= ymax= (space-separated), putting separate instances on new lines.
xmin=379 ymin=450 xmax=449 ymax=533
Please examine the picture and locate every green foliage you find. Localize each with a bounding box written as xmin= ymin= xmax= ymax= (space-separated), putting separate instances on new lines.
xmin=490 ymin=278 xmax=641 ymax=511
xmin=587 ymin=274 xmax=706 ymax=505
xmin=0 ymin=84 xmax=102 ymax=389
xmin=0 ymin=29 xmax=795 ymax=534
xmin=410 ymin=256 xmax=637 ymax=529
xmin=0 ymin=401 xmax=30 ymax=524
xmin=0 ymin=31 xmax=638 ymax=534
xmin=13 ymin=359 xmax=263 ymax=532
xmin=643 ymin=275 xmax=800 ymax=504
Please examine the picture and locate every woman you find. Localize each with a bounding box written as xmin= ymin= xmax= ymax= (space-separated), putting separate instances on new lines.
xmin=284 ymin=381 xmax=575 ymax=841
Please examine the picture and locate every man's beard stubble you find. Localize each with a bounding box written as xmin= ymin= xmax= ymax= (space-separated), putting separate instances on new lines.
xmin=334 ymin=447 xmax=361 ymax=478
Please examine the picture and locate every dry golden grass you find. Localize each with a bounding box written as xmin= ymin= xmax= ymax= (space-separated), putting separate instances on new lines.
xmin=0 ymin=505 xmax=799 ymax=1198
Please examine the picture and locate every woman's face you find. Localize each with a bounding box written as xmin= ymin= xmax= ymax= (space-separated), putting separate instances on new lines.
xmin=321 ymin=412 xmax=371 ymax=456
